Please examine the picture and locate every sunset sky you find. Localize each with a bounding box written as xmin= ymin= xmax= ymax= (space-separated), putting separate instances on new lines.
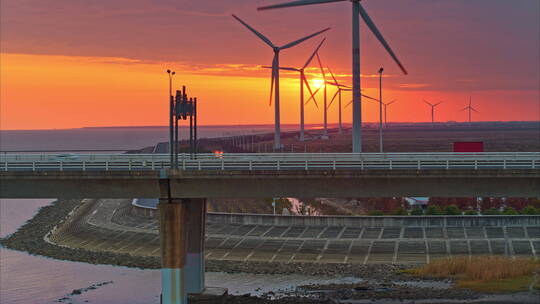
xmin=1 ymin=0 xmax=539 ymax=130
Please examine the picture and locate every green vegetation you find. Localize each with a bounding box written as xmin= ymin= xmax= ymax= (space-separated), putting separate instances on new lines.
xmin=407 ymin=256 xmax=540 ymax=293
xmin=425 ymin=205 xmax=442 ymax=215
xmin=502 ymin=207 xmax=519 ymax=215
xmin=482 ymin=208 xmax=501 ymax=215
xmin=410 ymin=208 xmax=424 ymax=215
xmin=391 ymin=207 xmax=408 ymax=216
xmin=522 ymin=205 xmax=540 ymax=215
xmin=367 ymin=210 xmax=384 ymax=216
xmin=443 ymin=205 xmax=462 ymax=215
xmin=463 ymin=209 xmax=478 ymax=215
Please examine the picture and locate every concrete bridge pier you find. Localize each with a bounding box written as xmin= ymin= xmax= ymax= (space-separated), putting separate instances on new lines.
xmin=159 ymin=197 xmax=226 ymax=304
xmin=185 ymin=198 xmax=206 ymax=294
xmin=159 ymin=199 xmax=188 ymax=304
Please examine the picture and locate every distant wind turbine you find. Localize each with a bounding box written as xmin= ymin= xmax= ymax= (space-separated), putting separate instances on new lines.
xmin=258 ymin=0 xmax=408 ymax=153
xmin=314 ymin=53 xmax=330 ymax=139
xmin=383 ymin=99 xmax=397 ymax=127
xmin=326 ymin=68 xmax=351 ymax=134
xmin=423 ymin=99 xmax=443 ymax=124
xmin=460 ymin=97 xmax=478 ymax=124
xmin=232 ymin=14 xmax=330 ymax=149
xmin=264 ymin=39 xmax=325 ymax=141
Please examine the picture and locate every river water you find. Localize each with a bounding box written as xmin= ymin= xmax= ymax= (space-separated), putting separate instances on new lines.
xmin=0 ymin=126 xmax=359 ymax=304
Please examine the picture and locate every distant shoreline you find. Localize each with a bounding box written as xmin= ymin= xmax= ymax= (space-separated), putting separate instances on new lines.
xmin=2 ymin=120 xmax=539 ymax=132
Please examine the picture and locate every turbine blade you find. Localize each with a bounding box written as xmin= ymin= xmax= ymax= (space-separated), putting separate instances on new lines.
xmin=345 ymin=99 xmax=353 ymax=108
xmin=262 ymin=66 xmax=299 ymax=72
xmin=459 ymin=107 xmax=468 ymax=112
xmin=281 ymin=67 xmax=301 ymax=71
xmin=306 ymin=85 xmax=321 ymax=107
xmin=423 ymin=99 xmax=433 ymax=106
xmin=358 ymin=4 xmax=408 ymax=75
xmin=269 ymin=55 xmax=277 ymax=106
xmin=315 ymin=53 xmax=326 ymax=80
xmin=280 ymin=27 xmax=330 ymax=50
xmin=361 ymin=94 xmax=379 ymax=102
xmin=258 ymin=0 xmax=346 ymax=11
xmin=303 ymin=38 xmax=326 ymax=69
xmin=328 ymin=89 xmax=339 ymax=109
xmin=386 ymin=99 xmax=397 ymax=105
xmin=232 ymin=15 xmax=275 ymax=48
xmin=434 ymin=101 xmax=443 ymax=106
xmin=471 ymin=107 xmax=479 ymax=113
xmin=302 ymin=74 xmax=319 ymax=108
xmin=328 ymin=66 xmax=338 ymax=84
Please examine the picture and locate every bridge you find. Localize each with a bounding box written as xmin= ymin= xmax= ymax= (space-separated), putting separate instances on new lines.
xmin=2 ymin=151 xmax=539 ymax=304
xmin=1 ymin=152 xmax=539 ymax=198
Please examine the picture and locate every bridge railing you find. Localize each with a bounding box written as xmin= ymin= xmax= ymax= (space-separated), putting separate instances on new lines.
xmin=1 ymin=152 xmax=538 ymax=171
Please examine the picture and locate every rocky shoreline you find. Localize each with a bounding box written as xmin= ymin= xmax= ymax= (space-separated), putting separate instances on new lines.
xmin=0 ymin=199 xmax=160 ymax=269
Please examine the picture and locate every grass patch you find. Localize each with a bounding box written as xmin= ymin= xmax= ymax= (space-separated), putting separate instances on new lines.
xmin=407 ymin=256 xmax=539 ymax=293
xmin=457 ymin=275 xmax=533 ymax=293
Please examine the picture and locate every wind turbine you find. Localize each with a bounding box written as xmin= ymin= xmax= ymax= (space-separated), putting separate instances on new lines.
xmin=460 ymin=97 xmax=478 ymax=124
xmin=326 ymin=68 xmax=351 ymax=134
xmin=383 ymin=99 xmax=396 ymax=127
xmin=232 ymin=14 xmax=330 ymax=150
xmin=314 ymin=53 xmax=330 ymax=139
xmin=264 ymin=39 xmax=326 ymax=141
xmin=258 ymin=0 xmax=408 ymax=153
xmin=423 ymin=99 xmax=443 ymax=124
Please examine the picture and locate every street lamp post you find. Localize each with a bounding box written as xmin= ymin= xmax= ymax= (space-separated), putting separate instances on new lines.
xmin=378 ymin=67 xmax=384 ymax=153
xmin=167 ymin=69 xmax=175 ymax=167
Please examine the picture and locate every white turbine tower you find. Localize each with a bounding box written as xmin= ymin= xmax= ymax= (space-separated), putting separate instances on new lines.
xmin=232 ymin=14 xmax=330 ymax=150
xmin=258 ymin=0 xmax=408 ymax=153
xmin=423 ymin=99 xmax=443 ymax=124
xmin=460 ymin=97 xmax=478 ymax=124
xmin=264 ymin=39 xmax=326 ymax=141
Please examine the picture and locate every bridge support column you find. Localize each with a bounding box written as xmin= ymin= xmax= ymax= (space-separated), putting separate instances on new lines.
xmin=159 ymin=199 xmax=188 ymax=304
xmin=185 ymin=198 xmax=206 ymax=294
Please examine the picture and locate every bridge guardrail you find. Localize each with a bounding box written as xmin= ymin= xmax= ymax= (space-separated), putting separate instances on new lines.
xmin=1 ymin=152 xmax=539 ymax=172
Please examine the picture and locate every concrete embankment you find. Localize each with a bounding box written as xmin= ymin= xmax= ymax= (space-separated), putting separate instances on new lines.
xmin=2 ymin=198 xmax=539 ymax=272
xmin=0 ymin=199 xmax=159 ymax=269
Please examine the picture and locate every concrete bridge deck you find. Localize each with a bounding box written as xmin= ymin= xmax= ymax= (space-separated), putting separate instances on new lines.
xmin=2 ymin=169 xmax=539 ymax=198
xmin=47 ymin=199 xmax=540 ymax=265
xmin=2 ymin=153 xmax=539 ymax=198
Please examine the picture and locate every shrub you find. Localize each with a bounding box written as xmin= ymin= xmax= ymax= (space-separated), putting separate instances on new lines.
xmin=425 ymin=205 xmax=442 ymax=215
xmin=482 ymin=208 xmax=501 ymax=215
xmin=392 ymin=207 xmax=408 ymax=216
xmin=502 ymin=207 xmax=518 ymax=215
xmin=410 ymin=256 xmax=539 ymax=281
xmin=464 ymin=209 xmax=478 ymax=215
xmin=410 ymin=208 xmax=424 ymax=216
xmin=521 ymin=205 xmax=538 ymax=215
xmin=368 ymin=210 xmax=384 ymax=216
xmin=443 ymin=205 xmax=462 ymax=215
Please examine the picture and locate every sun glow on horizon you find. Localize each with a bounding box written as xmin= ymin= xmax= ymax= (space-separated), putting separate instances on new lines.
xmin=311 ymin=78 xmax=325 ymax=90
